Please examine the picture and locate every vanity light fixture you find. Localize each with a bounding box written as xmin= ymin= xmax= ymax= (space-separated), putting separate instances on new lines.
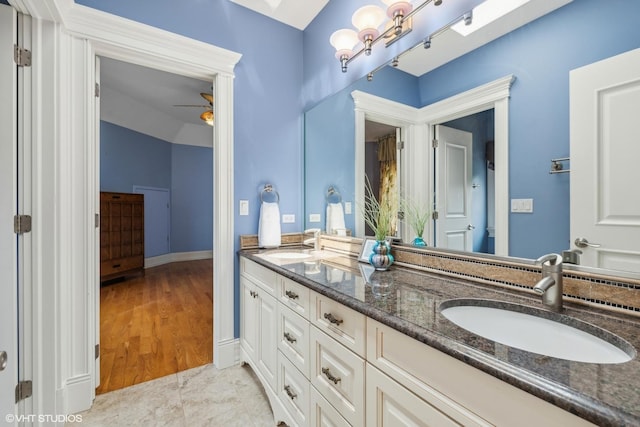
xmin=330 ymin=0 xmax=444 ymax=73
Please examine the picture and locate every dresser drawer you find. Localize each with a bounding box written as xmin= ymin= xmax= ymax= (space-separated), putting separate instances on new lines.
xmin=310 ymin=290 xmax=366 ymax=357
xmin=278 ymin=303 xmax=311 ymax=379
xmin=279 ymin=276 xmax=310 ymax=319
xmin=278 ymin=352 xmax=310 ymax=427
xmin=310 ymin=326 xmax=364 ymax=427
xmin=310 ymin=387 xmax=351 ymax=427
xmin=241 ymin=258 xmax=277 ymax=296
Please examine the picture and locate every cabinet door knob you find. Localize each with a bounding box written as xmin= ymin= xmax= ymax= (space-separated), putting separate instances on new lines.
xmin=323 ymin=312 xmax=343 ymax=325
xmin=321 ymin=367 xmax=341 ymax=384
xmin=283 ymin=332 xmax=297 ymax=344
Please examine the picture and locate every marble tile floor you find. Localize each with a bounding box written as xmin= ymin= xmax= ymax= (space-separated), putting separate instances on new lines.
xmin=71 ymin=363 xmax=275 ymax=426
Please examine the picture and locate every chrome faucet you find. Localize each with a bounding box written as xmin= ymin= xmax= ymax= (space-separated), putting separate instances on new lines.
xmin=533 ymin=253 xmax=563 ymax=311
xmin=303 ymin=228 xmax=321 ymax=251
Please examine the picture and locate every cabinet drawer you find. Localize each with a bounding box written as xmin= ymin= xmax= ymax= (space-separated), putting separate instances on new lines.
xmin=278 ymin=304 xmax=311 ymax=379
xmin=366 ymin=363 xmax=462 ymax=427
xmin=241 ymin=258 xmax=277 ymax=295
xmin=279 ymin=276 xmax=310 ymax=319
xmin=310 ymin=387 xmax=351 ymax=427
xmin=100 ymin=255 xmax=143 ymax=277
xmin=310 ymin=290 xmax=366 ymax=357
xmin=310 ymin=326 xmax=364 ymax=427
xmin=278 ymin=353 xmax=310 ymax=427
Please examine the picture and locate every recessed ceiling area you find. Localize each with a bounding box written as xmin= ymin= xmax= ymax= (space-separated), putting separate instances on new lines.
xmin=99 ymin=57 xmax=213 ymax=147
xmin=230 ymin=0 xmax=329 ymax=30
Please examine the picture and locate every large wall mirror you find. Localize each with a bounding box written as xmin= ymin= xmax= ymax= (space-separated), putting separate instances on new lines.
xmin=304 ymin=0 xmax=640 ymax=276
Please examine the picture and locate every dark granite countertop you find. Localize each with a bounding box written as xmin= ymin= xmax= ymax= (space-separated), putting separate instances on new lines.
xmin=240 ymin=249 xmax=640 ymax=427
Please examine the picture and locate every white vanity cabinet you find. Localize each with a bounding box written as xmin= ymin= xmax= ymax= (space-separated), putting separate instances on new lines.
xmin=240 ymin=257 xmax=595 ymax=427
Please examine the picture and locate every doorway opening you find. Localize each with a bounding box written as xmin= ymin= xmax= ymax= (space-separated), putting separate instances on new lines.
xmin=97 ymin=56 xmax=214 ymax=393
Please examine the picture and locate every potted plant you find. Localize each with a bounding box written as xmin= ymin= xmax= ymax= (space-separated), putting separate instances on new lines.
xmin=402 ymin=198 xmax=430 ymax=247
xmin=362 ymin=176 xmax=396 ymax=270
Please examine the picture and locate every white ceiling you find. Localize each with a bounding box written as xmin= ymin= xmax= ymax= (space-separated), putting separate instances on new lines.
xmin=99 ymin=0 xmax=571 ymax=146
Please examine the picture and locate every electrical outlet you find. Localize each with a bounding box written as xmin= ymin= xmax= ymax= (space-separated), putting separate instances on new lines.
xmin=309 ymin=213 xmax=321 ymax=223
xmin=282 ymin=214 xmax=295 ymax=223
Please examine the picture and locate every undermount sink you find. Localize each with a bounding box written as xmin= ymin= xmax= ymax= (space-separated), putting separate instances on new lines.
xmin=266 ymin=252 xmax=312 ymax=260
xmin=440 ymin=299 xmax=635 ymax=364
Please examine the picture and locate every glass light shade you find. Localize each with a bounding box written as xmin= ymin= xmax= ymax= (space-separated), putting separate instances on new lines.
xmin=352 ymin=5 xmax=386 ymax=40
xmin=380 ymin=0 xmax=412 ymax=18
xmin=330 ymin=29 xmax=359 ymax=59
xmin=200 ymin=110 xmax=214 ymax=126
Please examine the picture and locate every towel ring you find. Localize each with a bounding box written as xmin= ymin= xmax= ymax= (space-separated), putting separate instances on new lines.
xmin=326 ymin=186 xmax=342 ymax=203
xmin=261 ymin=184 xmax=280 ymax=203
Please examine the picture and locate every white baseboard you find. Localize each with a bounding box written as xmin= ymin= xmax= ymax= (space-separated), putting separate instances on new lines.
xmin=62 ymin=374 xmax=93 ymax=415
xmin=215 ymin=338 xmax=240 ymax=369
xmin=145 ymin=250 xmax=213 ymax=268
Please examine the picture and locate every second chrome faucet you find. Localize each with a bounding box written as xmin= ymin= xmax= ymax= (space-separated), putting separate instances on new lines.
xmin=534 ymin=253 xmax=564 ymax=311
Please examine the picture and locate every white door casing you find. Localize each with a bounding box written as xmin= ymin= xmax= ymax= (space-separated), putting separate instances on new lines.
xmin=435 ymin=125 xmax=474 ymax=251
xmin=570 ymin=48 xmax=640 ymax=273
xmin=8 ymin=0 xmax=241 ymax=416
xmin=0 ymin=3 xmax=19 ymax=422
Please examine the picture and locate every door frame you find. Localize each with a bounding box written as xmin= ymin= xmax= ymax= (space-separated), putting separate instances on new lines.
xmin=353 ymin=75 xmax=513 ymax=255
xmin=10 ymin=0 xmax=241 ymax=415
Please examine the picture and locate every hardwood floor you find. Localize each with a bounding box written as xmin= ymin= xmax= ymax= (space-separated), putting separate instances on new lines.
xmin=97 ymin=259 xmax=213 ymax=394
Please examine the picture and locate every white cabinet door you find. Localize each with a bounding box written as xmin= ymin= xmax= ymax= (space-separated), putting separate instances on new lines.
xmin=240 ymin=277 xmax=258 ymax=363
xmin=570 ymin=48 xmax=640 ymax=273
xmin=257 ymin=288 xmax=278 ymax=391
xmin=366 ymin=364 xmax=461 ymax=427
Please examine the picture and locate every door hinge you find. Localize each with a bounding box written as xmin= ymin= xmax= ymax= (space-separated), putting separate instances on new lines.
xmin=432 ymin=139 xmax=438 ymax=148
xmin=95 ymin=344 xmax=100 ymax=359
xmin=432 ymin=211 xmax=439 ymax=220
xmin=396 ymin=140 xmax=405 ymax=150
xmin=15 ymin=380 xmax=32 ymax=403
xmin=14 ymin=45 xmax=31 ymax=67
xmin=95 ymin=82 xmax=100 ymax=97
xmin=95 ymin=213 xmax=100 ymax=228
xmin=14 ymin=215 xmax=32 ymax=234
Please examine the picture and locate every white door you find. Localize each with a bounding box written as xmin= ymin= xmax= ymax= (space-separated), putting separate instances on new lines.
xmin=0 ymin=3 xmax=19 ymax=421
xmin=94 ymin=55 xmax=101 ymax=388
xmin=435 ymin=125 xmax=473 ymax=251
xmin=570 ymin=48 xmax=640 ymax=273
xmin=133 ymin=186 xmax=171 ymax=257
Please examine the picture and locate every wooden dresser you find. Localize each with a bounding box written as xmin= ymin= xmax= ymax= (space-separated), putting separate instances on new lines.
xmin=100 ymin=191 xmax=145 ymax=282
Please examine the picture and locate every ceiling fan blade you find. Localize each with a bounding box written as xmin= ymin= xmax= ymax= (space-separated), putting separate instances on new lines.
xmin=173 ymin=104 xmax=210 ymax=108
xmin=200 ymin=93 xmax=213 ymax=105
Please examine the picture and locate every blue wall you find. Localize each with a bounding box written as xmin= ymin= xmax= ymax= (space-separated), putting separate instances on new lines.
xmin=100 ymin=121 xmax=213 ymax=254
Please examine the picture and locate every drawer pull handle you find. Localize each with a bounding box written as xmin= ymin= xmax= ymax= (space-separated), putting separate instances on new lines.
xmin=283 ymin=332 xmax=297 ymax=344
xmin=112 ymin=264 xmax=121 ymax=268
xmin=249 ymin=290 xmax=258 ymax=298
xmin=323 ymin=312 xmax=343 ymax=326
xmin=284 ymin=385 xmax=297 ymax=400
xmin=285 ymin=290 xmax=299 ymax=300
xmin=322 ymin=367 xmax=341 ymax=384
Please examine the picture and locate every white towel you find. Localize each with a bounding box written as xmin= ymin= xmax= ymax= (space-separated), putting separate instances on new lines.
xmin=326 ymin=202 xmax=346 ymax=234
xmin=258 ymin=201 xmax=281 ymax=248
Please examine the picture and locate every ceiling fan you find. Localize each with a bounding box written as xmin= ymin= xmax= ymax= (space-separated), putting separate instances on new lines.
xmin=173 ymin=92 xmax=214 ymax=126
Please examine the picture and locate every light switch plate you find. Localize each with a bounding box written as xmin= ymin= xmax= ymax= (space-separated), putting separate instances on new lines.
xmin=309 ymin=213 xmax=321 ymax=223
xmin=239 ymin=200 xmax=249 ymax=216
xmin=511 ymin=198 xmax=533 ymax=213
xmin=282 ymin=214 xmax=295 ymax=223
xmin=344 ymin=202 xmax=352 ymax=214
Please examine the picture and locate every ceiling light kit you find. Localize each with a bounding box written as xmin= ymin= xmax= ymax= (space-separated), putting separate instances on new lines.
xmin=330 ymin=0 xmax=530 ymax=75
xmin=173 ymin=92 xmax=214 ymax=126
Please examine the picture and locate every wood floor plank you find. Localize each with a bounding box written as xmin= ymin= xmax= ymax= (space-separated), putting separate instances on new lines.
xmin=96 ymin=259 xmax=213 ymax=394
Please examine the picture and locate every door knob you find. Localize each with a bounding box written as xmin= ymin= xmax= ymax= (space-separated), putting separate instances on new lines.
xmin=0 ymin=351 xmax=7 ymax=371
xmin=574 ymin=237 xmax=601 ymax=248
xmin=467 ymin=224 xmax=475 ymax=230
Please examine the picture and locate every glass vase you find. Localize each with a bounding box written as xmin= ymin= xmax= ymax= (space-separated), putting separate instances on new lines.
xmin=369 ymin=240 xmax=394 ymax=271
xmin=412 ymin=236 xmax=427 ymax=247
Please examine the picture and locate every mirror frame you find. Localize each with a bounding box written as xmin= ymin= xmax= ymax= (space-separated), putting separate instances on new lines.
xmin=352 ymin=74 xmax=515 ymax=255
